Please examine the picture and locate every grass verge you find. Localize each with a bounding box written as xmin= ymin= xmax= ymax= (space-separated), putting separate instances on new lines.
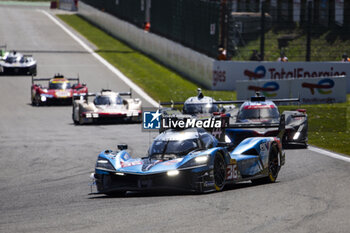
xmin=57 ymin=14 xmax=235 ymax=102
xmin=58 ymin=14 xmax=350 ymax=155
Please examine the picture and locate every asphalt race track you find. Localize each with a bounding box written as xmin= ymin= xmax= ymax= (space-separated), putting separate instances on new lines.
xmin=1 ymin=5 xmax=350 ymax=233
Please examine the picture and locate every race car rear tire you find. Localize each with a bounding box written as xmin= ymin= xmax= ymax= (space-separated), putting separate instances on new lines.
xmin=252 ymin=144 xmax=280 ymax=184
xmin=213 ymin=152 xmax=226 ymax=191
xmin=72 ymin=107 xmax=79 ymax=125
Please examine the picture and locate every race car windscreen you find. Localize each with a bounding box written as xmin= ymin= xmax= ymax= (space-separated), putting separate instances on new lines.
xmin=19 ymin=57 xmax=28 ymax=63
xmin=49 ymin=82 xmax=71 ymax=90
xmin=183 ymin=103 xmax=219 ymax=114
xmin=237 ymin=106 xmax=279 ymax=121
xmin=5 ymin=56 xmax=17 ymax=63
xmin=148 ymin=139 xmax=199 ymax=158
xmin=94 ymin=95 xmax=123 ymax=105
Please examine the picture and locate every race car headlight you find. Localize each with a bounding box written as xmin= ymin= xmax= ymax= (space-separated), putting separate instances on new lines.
xmin=180 ymin=155 xmax=209 ymax=169
xmin=167 ymin=170 xmax=179 ymax=176
xmin=293 ymin=132 xmax=300 ymax=140
xmin=195 ymin=156 xmax=208 ymax=163
xmin=96 ymin=158 xmax=115 ymax=170
xmin=41 ymin=95 xmax=47 ymax=102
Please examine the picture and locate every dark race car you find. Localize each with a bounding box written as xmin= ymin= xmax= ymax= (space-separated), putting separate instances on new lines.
xmin=227 ymin=94 xmax=308 ymax=148
xmin=0 ymin=47 xmax=37 ymax=75
xmin=31 ymin=74 xmax=88 ymax=106
xmin=161 ymin=89 xmax=307 ymax=148
xmin=90 ymin=127 xmax=285 ymax=196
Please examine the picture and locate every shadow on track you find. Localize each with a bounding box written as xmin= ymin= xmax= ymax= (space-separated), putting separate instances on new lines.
xmin=87 ymin=181 xmax=277 ymax=199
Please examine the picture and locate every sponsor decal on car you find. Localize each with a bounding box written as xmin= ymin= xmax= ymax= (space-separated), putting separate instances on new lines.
xmin=121 ymin=160 xmax=143 ymax=168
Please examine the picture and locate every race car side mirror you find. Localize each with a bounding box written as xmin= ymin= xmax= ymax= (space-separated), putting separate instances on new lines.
xmin=118 ymin=144 xmax=128 ymax=151
xmin=277 ymin=114 xmax=286 ymax=139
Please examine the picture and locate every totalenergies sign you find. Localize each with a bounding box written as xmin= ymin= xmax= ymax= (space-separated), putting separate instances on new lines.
xmin=243 ymin=66 xmax=346 ymax=80
xmin=236 ymin=76 xmax=346 ymax=104
xmin=211 ymin=61 xmax=350 ymax=92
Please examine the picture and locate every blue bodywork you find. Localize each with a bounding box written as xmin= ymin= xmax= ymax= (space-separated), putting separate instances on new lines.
xmin=92 ymin=128 xmax=285 ymax=194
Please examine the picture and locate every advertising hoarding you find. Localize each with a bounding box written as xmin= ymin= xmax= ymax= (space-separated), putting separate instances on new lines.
xmin=236 ymin=76 xmax=347 ymax=104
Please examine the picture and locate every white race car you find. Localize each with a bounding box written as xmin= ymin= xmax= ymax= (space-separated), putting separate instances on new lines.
xmin=0 ymin=46 xmax=37 ymax=75
xmin=72 ymin=89 xmax=142 ymax=125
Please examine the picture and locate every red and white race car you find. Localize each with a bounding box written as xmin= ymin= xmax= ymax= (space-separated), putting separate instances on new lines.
xmin=31 ymin=74 xmax=88 ymax=106
xmin=72 ymin=89 xmax=142 ymax=125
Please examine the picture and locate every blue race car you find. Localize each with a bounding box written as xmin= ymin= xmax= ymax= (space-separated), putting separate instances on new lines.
xmin=91 ymin=127 xmax=285 ymax=196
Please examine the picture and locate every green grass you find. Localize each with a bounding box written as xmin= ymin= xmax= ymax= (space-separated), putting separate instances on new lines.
xmin=58 ymin=14 xmax=235 ymax=102
xmin=58 ymin=14 xmax=350 ymax=155
xmin=279 ymin=101 xmax=350 ymax=155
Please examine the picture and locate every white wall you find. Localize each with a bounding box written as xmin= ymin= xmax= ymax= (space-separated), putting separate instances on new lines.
xmin=78 ymin=2 xmax=214 ymax=89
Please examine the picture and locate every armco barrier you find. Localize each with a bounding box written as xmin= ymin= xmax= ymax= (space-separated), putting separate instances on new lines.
xmin=78 ymin=2 xmax=214 ymax=89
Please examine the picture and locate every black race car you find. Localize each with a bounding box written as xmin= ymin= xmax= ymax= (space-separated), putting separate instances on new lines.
xmin=226 ymin=94 xmax=308 ymax=148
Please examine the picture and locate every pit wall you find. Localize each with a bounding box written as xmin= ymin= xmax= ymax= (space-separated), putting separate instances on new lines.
xmin=78 ymin=2 xmax=214 ymax=89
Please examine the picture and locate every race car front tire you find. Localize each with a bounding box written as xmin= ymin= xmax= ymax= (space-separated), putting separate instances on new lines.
xmin=78 ymin=114 xmax=85 ymax=125
xmin=33 ymin=94 xmax=42 ymax=106
xmin=72 ymin=107 xmax=79 ymax=125
xmin=251 ymin=144 xmax=280 ymax=184
xmin=213 ymin=152 xmax=226 ymax=191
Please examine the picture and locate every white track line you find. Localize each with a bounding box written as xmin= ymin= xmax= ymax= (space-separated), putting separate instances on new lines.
xmin=308 ymin=146 xmax=350 ymax=163
xmin=40 ymin=10 xmax=159 ymax=107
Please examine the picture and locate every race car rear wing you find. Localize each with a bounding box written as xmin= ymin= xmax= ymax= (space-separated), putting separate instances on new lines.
xmin=119 ymin=91 xmax=132 ymax=96
xmin=72 ymin=89 xmax=133 ymax=101
xmin=32 ymin=75 xmax=80 ymax=85
xmin=160 ymin=100 xmax=245 ymax=107
xmin=160 ymin=89 xmax=299 ymax=108
xmin=72 ymin=92 xmax=96 ymax=100
xmin=228 ymin=122 xmax=280 ymax=128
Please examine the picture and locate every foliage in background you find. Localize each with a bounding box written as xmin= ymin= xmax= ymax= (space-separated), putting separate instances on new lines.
xmin=232 ymin=27 xmax=350 ymax=62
